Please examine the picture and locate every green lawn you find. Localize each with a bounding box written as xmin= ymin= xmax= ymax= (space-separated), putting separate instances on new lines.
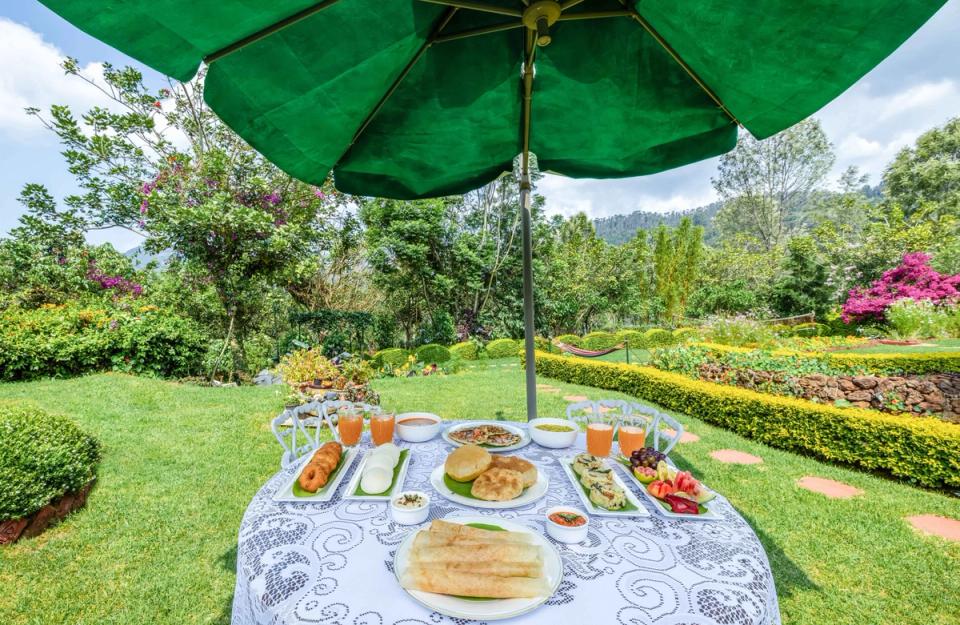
xmin=2 ymin=368 xmax=959 ymax=625
xmin=830 ymin=337 xmax=960 ymax=354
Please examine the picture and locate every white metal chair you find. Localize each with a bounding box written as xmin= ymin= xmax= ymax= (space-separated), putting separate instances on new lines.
xmin=313 ymin=400 xmax=382 ymax=445
xmin=271 ymin=400 xmax=325 ymax=469
xmin=630 ymin=402 xmax=684 ymax=455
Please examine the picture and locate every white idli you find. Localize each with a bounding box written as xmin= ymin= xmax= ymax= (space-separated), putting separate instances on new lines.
xmin=374 ymin=442 xmax=401 ymax=464
xmin=360 ymin=467 xmax=392 ymax=494
xmin=364 ymin=453 xmax=395 ymax=474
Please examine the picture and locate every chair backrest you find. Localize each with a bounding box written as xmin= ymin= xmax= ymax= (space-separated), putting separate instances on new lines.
xmin=271 ymin=401 xmax=325 ymax=469
xmin=315 ymin=400 xmax=383 ymax=445
xmin=623 ymin=402 xmax=684 ymax=455
xmin=565 ymin=400 xmax=599 ymax=424
xmin=596 ymin=399 xmax=631 ymax=420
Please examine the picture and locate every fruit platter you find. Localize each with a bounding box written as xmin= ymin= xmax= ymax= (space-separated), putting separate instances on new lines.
xmin=620 ymin=447 xmax=719 ymax=520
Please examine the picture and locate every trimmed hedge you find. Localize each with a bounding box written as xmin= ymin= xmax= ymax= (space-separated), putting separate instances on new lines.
xmin=825 ymin=351 xmax=960 ymax=375
xmin=486 ymin=338 xmax=520 ymax=359
xmin=644 ymin=328 xmax=675 ymax=348
xmin=554 ymin=334 xmax=582 ymax=347
xmin=373 ymin=347 xmax=409 ymax=368
xmin=582 ymin=331 xmax=619 ymax=351
xmin=533 ymin=351 xmax=960 ymax=489
xmin=672 ymin=327 xmax=700 ymax=343
xmin=0 ymin=404 xmax=102 ymax=521
xmin=449 ymin=341 xmax=478 ymax=361
xmin=615 ymin=329 xmax=646 ymax=348
xmin=415 ymin=343 xmax=451 ymax=364
xmin=534 ymin=336 xmax=558 ymax=354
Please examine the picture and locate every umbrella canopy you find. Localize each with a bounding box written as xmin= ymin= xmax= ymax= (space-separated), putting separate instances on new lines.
xmin=40 ymin=0 xmax=946 ymax=418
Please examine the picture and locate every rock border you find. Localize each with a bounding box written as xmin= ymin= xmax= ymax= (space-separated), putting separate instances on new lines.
xmin=0 ymin=479 xmax=95 ymax=545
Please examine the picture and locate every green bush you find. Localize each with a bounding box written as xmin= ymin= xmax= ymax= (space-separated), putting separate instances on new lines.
xmin=373 ymin=347 xmax=409 ymax=368
xmin=792 ymin=322 xmax=826 ymax=337
xmin=415 ymin=343 xmax=452 ymax=364
xmin=554 ymin=334 xmax=582 ymax=347
xmin=533 ymin=352 xmax=960 ymax=489
xmin=534 ymin=336 xmax=558 ymax=354
xmin=0 ymin=303 xmax=204 ymax=381
xmin=826 ymin=351 xmax=960 ymax=375
xmin=615 ymin=329 xmax=646 ymax=348
xmin=644 ymin=328 xmax=675 ymax=348
xmin=449 ymin=341 xmax=479 ymax=361
xmin=0 ymin=404 xmax=102 ymax=521
xmin=486 ymin=338 xmax=520 ymax=359
xmin=672 ymin=327 xmax=700 ymax=343
xmin=581 ymin=331 xmax=619 ymax=350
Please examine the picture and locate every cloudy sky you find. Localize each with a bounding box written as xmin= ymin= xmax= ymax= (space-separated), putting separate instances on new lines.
xmin=1 ymin=2 xmax=958 ymax=252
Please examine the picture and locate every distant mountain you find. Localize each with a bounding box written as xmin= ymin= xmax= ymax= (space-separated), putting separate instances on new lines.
xmin=593 ymin=201 xmax=722 ymax=245
xmin=125 ymin=245 xmax=175 ymax=269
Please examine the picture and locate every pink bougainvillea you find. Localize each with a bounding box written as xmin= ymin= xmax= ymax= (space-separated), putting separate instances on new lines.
xmin=842 ymin=253 xmax=960 ymax=321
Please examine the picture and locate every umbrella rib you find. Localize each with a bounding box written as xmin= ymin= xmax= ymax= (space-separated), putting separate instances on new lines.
xmin=435 ymin=21 xmax=524 ymax=43
xmin=417 ymin=0 xmax=522 ymax=18
xmin=618 ymin=1 xmax=742 ymax=128
xmin=341 ymin=7 xmax=459 ymax=154
xmin=556 ymin=10 xmax=632 ymax=21
xmin=203 ymin=0 xmax=341 ymax=65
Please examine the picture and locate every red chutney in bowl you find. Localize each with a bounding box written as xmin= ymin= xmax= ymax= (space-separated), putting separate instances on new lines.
xmin=549 ymin=511 xmax=587 ymax=527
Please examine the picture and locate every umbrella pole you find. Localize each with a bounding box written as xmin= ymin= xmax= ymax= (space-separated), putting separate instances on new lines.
xmin=520 ymin=167 xmax=537 ymax=421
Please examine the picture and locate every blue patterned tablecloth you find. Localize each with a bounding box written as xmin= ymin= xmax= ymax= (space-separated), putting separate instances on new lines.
xmin=232 ymin=428 xmax=780 ymax=625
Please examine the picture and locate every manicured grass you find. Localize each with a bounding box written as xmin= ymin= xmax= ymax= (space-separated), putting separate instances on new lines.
xmin=2 ymin=368 xmax=959 ymax=625
xmin=831 ymin=338 xmax=960 ymax=354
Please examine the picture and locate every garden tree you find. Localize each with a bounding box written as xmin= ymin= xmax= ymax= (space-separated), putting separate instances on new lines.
xmin=769 ymin=236 xmax=834 ymax=318
xmin=884 ymin=116 xmax=960 ymax=220
xmin=360 ymin=196 xmax=459 ymax=346
xmin=806 ymin=166 xmax=875 ymax=232
xmin=26 ymin=61 xmax=341 ymax=379
xmin=0 ymin=185 xmax=139 ymax=307
xmin=652 ymin=218 xmax=703 ymax=324
xmin=712 ymin=118 xmax=835 ymax=249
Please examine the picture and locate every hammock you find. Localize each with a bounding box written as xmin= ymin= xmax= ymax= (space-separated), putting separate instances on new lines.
xmin=554 ymin=341 xmax=625 ymax=357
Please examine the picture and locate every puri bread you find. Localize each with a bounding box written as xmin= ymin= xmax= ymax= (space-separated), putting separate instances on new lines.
xmin=490 ymin=455 xmax=537 ymax=488
xmin=471 ymin=467 xmax=524 ymax=501
xmin=444 ymin=444 xmax=492 ymax=482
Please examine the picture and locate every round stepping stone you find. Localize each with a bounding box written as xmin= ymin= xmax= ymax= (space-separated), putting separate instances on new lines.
xmin=662 ymin=428 xmax=700 ymax=444
xmin=709 ymin=449 xmax=763 ymax=465
xmin=563 ymin=395 xmax=589 ymax=402
xmin=906 ymin=515 xmax=960 ymax=542
xmin=539 ymin=387 xmax=560 ymax=394
xmin=796 ymin=476 xmax=864 ymax=499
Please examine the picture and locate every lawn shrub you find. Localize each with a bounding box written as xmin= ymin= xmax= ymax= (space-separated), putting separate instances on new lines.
xmin=554 ymin=333 xmax=582 ymax=347
xmin=449 ymin=341 xmax=478 ymax=361
xmin=415 ymin=343 xmax=452 ymax=364
xmin=372 ymin=348 xmax=409 ymax=369
xmin=486 ymin=338 xmax=520 ymax=359
xmin=581 ymin=331 xmax=618 ymax=350
xmin=0 ymin=303 xmax=204 ymax=381
xmin=533 ymin=351 xmax=960 ymax=489
xmin=826 ymin=351 xmax=960 ymax=375
xmin=615 ymin=329 xmax=646 ymax=348
xmin=672 ymin=327 xmax=700 ymax=343
xmin=644 ymin=328 xmax=675 ymax=348
xmin=534 ymin=336 xmax=557 ymax=354
xmin=0 ymin=403 xmax=102 ymax=521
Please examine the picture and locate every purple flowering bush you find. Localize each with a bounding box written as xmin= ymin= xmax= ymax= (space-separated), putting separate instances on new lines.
xmin=841 ymin=253 xmax=960 ymax=322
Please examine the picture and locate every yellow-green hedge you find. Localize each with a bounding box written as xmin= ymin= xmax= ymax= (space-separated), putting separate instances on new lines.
xmin=533 ymin=351 xmax=960 ymax=489
xmin=825 ymin=351 xmax=960 ymax=375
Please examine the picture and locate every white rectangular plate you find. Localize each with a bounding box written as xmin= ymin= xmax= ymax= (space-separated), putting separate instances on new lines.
xmin=557 ymin=456 xmax=649 ymax=517
xmin=344 ymin=448 xmax=412 ymax=501
xmin=613 ymin=463 xmax=721 ymax=521
xmin=273 ymin=446 xmax=359 ymax=503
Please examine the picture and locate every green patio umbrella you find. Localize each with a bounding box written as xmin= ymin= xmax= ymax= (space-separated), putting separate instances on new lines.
xmin=40 ymin=0 xmax=946 ymax=420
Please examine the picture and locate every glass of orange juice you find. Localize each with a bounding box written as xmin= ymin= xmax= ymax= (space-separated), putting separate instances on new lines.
xmin=370 ymin=412 xmax=396 ymax=446
xmin=618 ymin=424 xmax=646 ymax=459
xmin=586 ymin=416 xmax=615 ymax=457
xmin=337 ymin=407 xmax=363 ymax=446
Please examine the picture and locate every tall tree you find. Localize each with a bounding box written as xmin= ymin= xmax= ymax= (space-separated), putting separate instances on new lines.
xmin=884 ymin=116 xmax=960 ymax=220
xmin=770 ymin=236 xmax=834 ymax=318
xmin=652 ymin=217 xmax=703 ymax=324
xmin=712 ymin=118 xmax=835 ymax=249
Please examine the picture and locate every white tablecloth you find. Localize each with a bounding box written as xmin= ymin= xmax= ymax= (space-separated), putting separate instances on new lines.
xmin=232 ymin=428 xmax=781 ymax=625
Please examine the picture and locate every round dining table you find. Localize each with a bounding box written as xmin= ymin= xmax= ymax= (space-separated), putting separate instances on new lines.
xmin=232 ymin=425 xmax=781 ymax=625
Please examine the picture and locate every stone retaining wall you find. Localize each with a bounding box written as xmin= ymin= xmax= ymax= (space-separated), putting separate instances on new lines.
xmin=697 ymin=363 xmax=960 ymax=423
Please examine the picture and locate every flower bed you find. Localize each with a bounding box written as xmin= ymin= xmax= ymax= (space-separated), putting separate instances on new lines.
xmin=532 ymin=351 xmax=960 ymax=489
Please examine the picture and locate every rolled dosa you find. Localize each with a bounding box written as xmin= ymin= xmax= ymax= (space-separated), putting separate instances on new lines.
xmin=400 ymin=565 xmax=548 ymax=599
xmin=409 ymin=560 xmax=543 ymax=578
xmin=428 ymin=520 xmax=534 ymax=543
xmin=414 ymin=532 xmax=532 ymax=550
xmin=412 ymin=543 xmax=541 ymax=564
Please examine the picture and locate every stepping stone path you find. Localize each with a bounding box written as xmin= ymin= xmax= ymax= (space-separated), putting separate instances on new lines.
xmin=563 ymin=395 xmax=589 ymax=402
xmin=709 ymin=449 xmax=763 ymax=465
xmin=906 ymin=515 xmax=960 ymax=542
xmin=662 ymin=428 xmax=700 ymax=444
xmin=536 ymin=383 xmax=561 ymax=394
xmin=796 ymin=476 xmax=863 ymax=499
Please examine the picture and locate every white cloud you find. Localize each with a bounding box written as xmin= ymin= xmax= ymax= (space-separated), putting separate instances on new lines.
xmin=0 ymin=18 xmax=111 ymax=141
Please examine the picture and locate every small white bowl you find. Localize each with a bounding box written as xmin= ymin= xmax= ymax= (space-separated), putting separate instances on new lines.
xmin=395 ymin=412 xmax=442 ymax=443
xmin=529 ymin=417 xmax=579 ymax=448
xmin=391 ymin=491 xmax=431 ymax=525
xmin=544 ymin=506 xmax=590 ymax=544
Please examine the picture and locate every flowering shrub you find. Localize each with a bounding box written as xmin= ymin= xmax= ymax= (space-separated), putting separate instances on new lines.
xmin=276 ymin=347 xmax=338 ymax=387
xmin=842 ymin=253 xmax=960 ymax=322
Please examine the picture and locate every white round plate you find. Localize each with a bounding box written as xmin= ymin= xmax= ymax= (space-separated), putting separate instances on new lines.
xmin=441 ymin=421 xmax=530 ymax=453
xmin=429 ymin=464 xmax=548 ymax=509
xmin=394 ymin=515 xmax=562 ymax=621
